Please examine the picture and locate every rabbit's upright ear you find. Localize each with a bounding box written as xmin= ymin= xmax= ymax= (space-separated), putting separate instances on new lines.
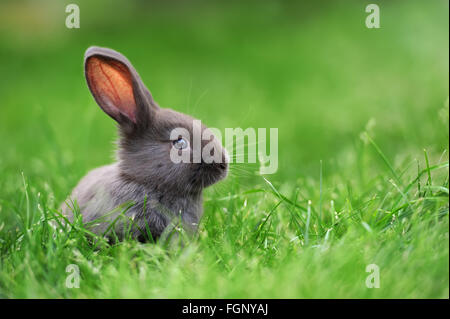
xmin=84 ymin=46 xmax=158 ymax=131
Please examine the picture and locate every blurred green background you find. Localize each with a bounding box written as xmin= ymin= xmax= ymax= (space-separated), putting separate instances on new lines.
xmin=0 ymin=0 xmax=448 ymax=199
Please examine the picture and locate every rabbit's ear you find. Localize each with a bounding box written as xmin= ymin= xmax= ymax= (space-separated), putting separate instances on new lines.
xmin=84 ymin=46 xmax=158 ymax=130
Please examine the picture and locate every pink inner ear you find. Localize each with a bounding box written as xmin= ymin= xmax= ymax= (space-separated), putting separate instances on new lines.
xmin=87 ymin=57 xmax=137 ymax=123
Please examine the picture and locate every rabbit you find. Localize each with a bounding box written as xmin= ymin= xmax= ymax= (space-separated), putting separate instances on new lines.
xmin=61 ymin=46 xmax=228 ymax=241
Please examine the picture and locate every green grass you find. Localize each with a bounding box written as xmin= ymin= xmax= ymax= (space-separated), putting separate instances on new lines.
xmin=0 ymin=0 xmax=448 ymax=298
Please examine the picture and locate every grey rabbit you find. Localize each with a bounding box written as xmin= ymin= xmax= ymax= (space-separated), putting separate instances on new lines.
xmin=61 ymin=46 xmax=228 ymax=241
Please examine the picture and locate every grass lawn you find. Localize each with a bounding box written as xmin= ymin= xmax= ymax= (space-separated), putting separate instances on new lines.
xmin=0 ymin=0 xmax=448 ymax=298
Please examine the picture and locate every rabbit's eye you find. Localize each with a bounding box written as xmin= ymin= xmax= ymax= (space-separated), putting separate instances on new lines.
xmin=173 ymin=137 xmax=188 ymax=150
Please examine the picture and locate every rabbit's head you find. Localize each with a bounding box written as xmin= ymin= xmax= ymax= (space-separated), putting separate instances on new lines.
xmin=84 ymin=46 xmax=228 ymax=195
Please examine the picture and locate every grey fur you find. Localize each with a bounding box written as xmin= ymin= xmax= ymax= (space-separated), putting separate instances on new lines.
xmin=61 ymin=46 xmax=228 ymax=241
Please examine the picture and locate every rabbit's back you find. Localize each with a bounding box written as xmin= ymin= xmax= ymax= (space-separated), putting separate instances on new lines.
xmin=61 ymin=163 xmax=202 ymax=239
xmin=61 ymin=164 xmax=120 ymax=224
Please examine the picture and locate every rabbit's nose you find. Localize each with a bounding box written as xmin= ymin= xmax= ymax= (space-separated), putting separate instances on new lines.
xmin=200 ymin=153 xmax=228 ymax=171
xmin=207 ymin=161 xmax=227 ymax=173
xmin=215 ymin=154 xmax=228 ymax=171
